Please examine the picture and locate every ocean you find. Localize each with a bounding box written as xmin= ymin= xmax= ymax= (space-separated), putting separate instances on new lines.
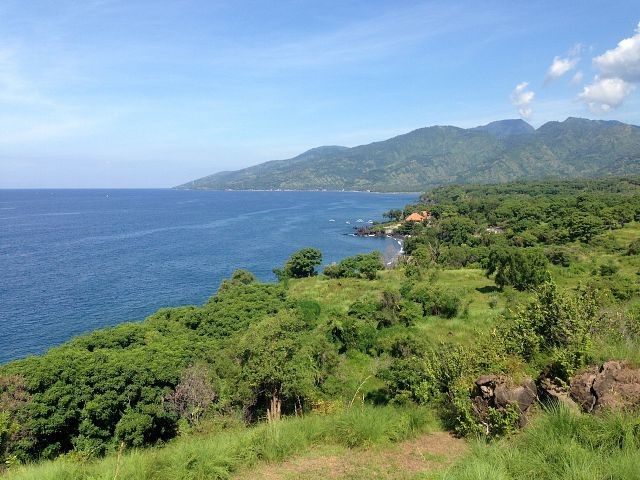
xmin=0 ymin=189 xmax=416 ymax=363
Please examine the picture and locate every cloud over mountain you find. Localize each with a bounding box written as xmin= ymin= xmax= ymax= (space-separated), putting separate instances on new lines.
xmin=510 ymin=82 xmax=535 ymax=120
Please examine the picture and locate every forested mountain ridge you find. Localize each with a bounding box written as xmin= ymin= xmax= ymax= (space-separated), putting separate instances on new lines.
xmin=177 ymin=118 xmax=640 ymax=192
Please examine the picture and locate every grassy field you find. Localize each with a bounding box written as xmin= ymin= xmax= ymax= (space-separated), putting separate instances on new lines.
xmin=431 ymin=406 xmax=640 ymax=480
xmin=3 ymin=406 xmax=439 ymax=480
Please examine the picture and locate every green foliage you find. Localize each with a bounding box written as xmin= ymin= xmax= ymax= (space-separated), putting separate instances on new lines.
xmin=435 ymin=406 xmax=640 ymax=480
xmin=628 ymin=238 xmax=640 ymax=255
xmin=282 ymin=248 xmax=323 ymax=278
xmin=379 ymin=344 xmax=476 ymax=406
xmin=598 ymin=260 xmax=620 ymax=276
xmin=545 ymin=246 xmax=572 ymax=267
xmin=486 ymin=404 xmax=520 ymax=438
xmin=443 ymin=380 xmax=484 ymax=438
xmin=502 ymin=282 xmax=598 ymax=381
xmin=330 ymin=316 xmax=378 ymax=354
xmin=438 ymin=245 xmax=486 ymax=268
xmin=438 ymin=217 xmax=478 ymax=246
xmin=235 ymin=310 xmax=337 ymax=420
xmin=373 ymin=330 xmax=428 ymax=358
xmin=382 ymin=208 xmax=403 ymax=221
xmin=217 ymin=269 xmax=256 ymax=292
xmin=485 ymin=247 xmax=550 ymax=291
xmin=114 ymin=411 xmax=155 ymax=448
xmin=323 ymin=251 xmax=384 ymax=280
xmin=565 ymin=212 xmax=605 ymax=243
xmin=199 ymin=281 xmax=287 ymax=337
xmin=411 ymin=285 xmax=461 ymax=318
xmin=0 ymin=412 xmax=18 ymax=465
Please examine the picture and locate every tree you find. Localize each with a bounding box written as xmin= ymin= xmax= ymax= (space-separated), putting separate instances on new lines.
xmin=166 ymin=364 xmax=217 ymax=426
xmin=283 ymin=248 xmax=323 ymax=278
xmin=383 ymin=209 xmax=403 ymax=222
xmin=437 ymin=217 xmax=478 ymax=246
xmin=485 ymin=247 xmax=549 ymax=291
xmin=217 ymin=269 xmax=256 ymax=293
xmin=323 ymin=251 xmax=384 ymax=280
xmin=564 ymin=212 xmax=605 ymax=243
xmin=236 ymin=311 xmax=335 ymax=422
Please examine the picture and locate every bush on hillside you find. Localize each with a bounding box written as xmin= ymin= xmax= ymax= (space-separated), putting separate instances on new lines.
xmin=410 ymin=285 xmax=461 ymax=318
xmin=323 ymin=251 xmax=384 ymax=280
xmin=485 ymin=246 xmax=550 ymax=291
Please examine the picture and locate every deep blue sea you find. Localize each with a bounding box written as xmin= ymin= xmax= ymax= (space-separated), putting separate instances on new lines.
xmin=0 ymin=189 xmax=415 ymax=363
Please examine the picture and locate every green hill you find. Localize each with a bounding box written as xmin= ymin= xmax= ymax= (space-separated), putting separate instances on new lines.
xmin=177 ymin=118 xmax=640 ymax=192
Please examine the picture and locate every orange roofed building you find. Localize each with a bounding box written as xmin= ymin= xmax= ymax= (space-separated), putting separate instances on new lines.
xmin=405 ymin=210 xmax=432 ymax=222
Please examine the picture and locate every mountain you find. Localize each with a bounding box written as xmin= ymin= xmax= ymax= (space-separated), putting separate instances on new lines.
xmin=470 ymin=118 xmax=535 ymax=138
xmin=177 ymin=118 xmax=640 ymax=192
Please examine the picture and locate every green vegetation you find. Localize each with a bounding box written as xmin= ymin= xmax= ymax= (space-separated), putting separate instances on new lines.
xmin=3 ymin=406 xmax=437 ymax=480
xmin=177 ymin=118 xmax=640 ymax=192
xmin=324 ymin=251 xmax=384 ymax=280
xmin=433 ymin=406 xmax=640 ymax=480
xmin=274 ymin=247 xmax=323 ymax=280
xmin=2 ymin=176 xmax=640 ymax=478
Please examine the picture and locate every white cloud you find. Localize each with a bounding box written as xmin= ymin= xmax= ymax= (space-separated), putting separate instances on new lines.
xmin=579 ymin=76 xmax=635 ymax=113
xmin=579 ymin=22 xmax=640 ymax=112
xmin=593 ymin=22 xmax=640 ymax=82
xmin=546 ymin=55 xmax=579 ymax=82
xmin=510 ymin=82 xmax=535 ymax=119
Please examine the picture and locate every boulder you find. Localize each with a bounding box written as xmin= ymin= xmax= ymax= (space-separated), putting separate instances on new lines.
xmin=472 ymin=374 xmax=538 ymax=429
xmin=570 ymin=361 xmax=640 ymax=412
xmin=569 ymin=368 xmax=598 ymax=412
xmin=494 ymin=378 xmax=537 ymax=412
xmin=538 ymin=377 xmax=580 ymax=411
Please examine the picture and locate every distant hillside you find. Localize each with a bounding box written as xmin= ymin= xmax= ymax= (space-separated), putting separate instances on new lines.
xmin=177 ymin=118 xmax=640 ymax=192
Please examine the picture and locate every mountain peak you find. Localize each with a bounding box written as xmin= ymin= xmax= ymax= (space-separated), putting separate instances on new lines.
xmin=471 ymin=119 xmax=535 ymax=138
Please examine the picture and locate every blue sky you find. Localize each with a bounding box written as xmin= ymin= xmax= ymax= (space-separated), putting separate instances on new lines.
xmin=1 ymin=0 xmax=640 ymax=187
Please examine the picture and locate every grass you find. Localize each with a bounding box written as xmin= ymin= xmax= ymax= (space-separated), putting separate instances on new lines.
xmin=429 ymin=405 xmax=640 ymax=480
xmin=4 ymin=405 xmax=439 ymax=480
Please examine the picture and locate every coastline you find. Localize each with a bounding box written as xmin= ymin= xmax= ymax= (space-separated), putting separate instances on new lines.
xmin=173 ymin=186 xmax=423 ymax=195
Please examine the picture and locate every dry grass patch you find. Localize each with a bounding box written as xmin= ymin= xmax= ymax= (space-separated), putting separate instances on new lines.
xmin=233 ymin=431 xmax=468 ymax=480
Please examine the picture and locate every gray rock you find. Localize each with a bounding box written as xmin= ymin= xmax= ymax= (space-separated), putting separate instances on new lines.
xmin=538 ymin=377 xmax=580 ymax=411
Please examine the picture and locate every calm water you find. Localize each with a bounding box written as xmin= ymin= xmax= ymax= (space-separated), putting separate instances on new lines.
xmin=0 ymin=189 xmax=415 ymax=363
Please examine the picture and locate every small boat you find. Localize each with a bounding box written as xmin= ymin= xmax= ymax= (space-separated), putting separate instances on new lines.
xmin=329 ymin=219 xmax=335 ymax=222
xmin=356 ymin=218 xmax=364 ymax=223
xmin=367 ymin=220 xmax=374 ymax=224
xmin=345 ymin=221 xmax=350 ymax=224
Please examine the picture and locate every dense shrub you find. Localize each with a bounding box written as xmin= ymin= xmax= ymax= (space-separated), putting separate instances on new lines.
xmin=323 ymin=251 xmax=384 ymax=280
xmin=485 ymin=247 xmax=550 ymax=291
xmin=501 ymin=282 xmax=598 ymax=381
xmin=598 ymin=261 xmax=620 ymax=276
xmin=411 ymin=286 xmax=461 ymax=318
xmin=379 ymin=344 xmax=476 ymax=406
xmin=275 ymin=248 xmax=323 ymax=279
xmin=545 ymin=246 xmax=572 ymax=267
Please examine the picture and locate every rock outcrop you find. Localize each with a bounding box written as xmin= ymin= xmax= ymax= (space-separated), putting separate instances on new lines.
xmin=570 ymin=361 xmax=640 ymax=412
xmin=537 ymin=377 xmax=580 ymax=411
xmin=472 ymin=375 xmax=538 ymax=430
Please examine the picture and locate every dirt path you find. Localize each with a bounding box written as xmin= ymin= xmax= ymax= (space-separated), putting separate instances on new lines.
xmin=234 ymin=431 xmax=468 ymax=480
